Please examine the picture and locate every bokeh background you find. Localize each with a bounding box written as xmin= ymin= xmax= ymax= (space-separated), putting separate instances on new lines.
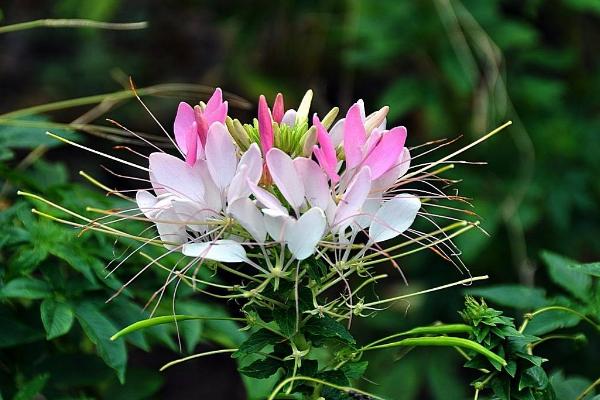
xmin=1 ymin=0 xmax=599 ymax=399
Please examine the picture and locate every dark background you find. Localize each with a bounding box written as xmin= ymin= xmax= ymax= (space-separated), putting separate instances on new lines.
xmin=1 ymin=0 xmax=599 ymax=399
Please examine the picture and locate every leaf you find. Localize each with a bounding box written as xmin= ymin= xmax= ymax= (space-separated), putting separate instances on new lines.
xmin=75 ymin=302 xmax=127 ymax=382
xmin=541 ymin=251 xmax=591 ymax=301
xmin=12 ymin=373 xmax=49 ymax=400
xmin=104 ymin=367 xmax=165 ymax=400
xmin=272 ymin=308 xmax=296 ymax=337
xmin=341 ymin=361 xmax=368 ymax=380
xmin=524 ymin=310 xmax=581 ymax=336
xmin=0 ymin=115 xmax=77 ymax=149
xmin=467 ymin=285 xmax=550 ymax=309
xmin=0 ymin=277 xmax=51 ymax=299
xmin=40 ymin=299 xmax=74 ymax=339
xmin=8 ymin=246 xmax=48 ymax=274
xmin=570 ymin=262 xmax=600 ymax=278
xmin=238 ymin=357 xmax=282 ymax=379
xmin=304 ymin=316 xmax=355 ymax=345
xmin=519 ymin=366 xmax=549 ymax=391
xmin=232 ymin=329 xmax=281 ymax=358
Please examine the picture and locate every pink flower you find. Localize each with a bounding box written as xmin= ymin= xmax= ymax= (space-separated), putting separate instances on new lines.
xmin=173 ymin=88 xmax=228 ymax=166
xmin=258 ymin=95 xmax=274 ymax=154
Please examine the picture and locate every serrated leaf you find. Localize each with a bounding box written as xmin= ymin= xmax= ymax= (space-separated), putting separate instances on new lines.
xmin=519 ymin=366 xmax=549 ymax=391
xmin=304 ymin=316 xmax=355 ymax=345
xmin=467 ymin=285 xmax=549 ymax=309
xmin=239 ymin=357 xmax=282 ymax=379
xmin=524 ymin=309 xmax=581 ymax=336
xmin=40 ymin=299 xmax=74 ymax=339
xmin=0 ymin=277 xmax=51 ymax=299
xmin=341 ymin=361 xmax=368 ymax=380
xmin=542 ymin=251 xmax=591 ymax=301
xmin=232 ymin=329 xmax=281 ymax=358
xmin=272 ymin=308 xmax=296 ymax=337
xmin=75 ymin=302 xmax=127 ymax=382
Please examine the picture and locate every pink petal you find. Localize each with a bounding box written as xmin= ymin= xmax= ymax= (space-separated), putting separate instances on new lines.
xmin=266 ymin=148 xmax=305 ymax=214
xmin=372 ymin=148 xmax=411 ymax=193
xmin=333 ymin=166 xmax=372 ymax=229
xmin=258 ymin=95 xmax=273 ymax=154
xmin=194 ymin=105 xmax=208 ymax=148
xmin=272 ymin=93 xmax=285 ymax=123
xmin=361 ymin=126 xmax=407 ymax=179
xmin=343 ymin=103 xmax=367 ymax=169
xmin=174 ymin=102 xmax=195 ymax=154
xmin=205 ymin=88 xmax=223 ymax=115
xmin=185 ymin=122 xmax=198 ymax=166
xmin=313 ymin=115 xmax=340 ymax=183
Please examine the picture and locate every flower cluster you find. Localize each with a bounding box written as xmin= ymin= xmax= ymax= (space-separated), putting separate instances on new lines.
xmin=137 ymin=88 xmax=421 ymax=267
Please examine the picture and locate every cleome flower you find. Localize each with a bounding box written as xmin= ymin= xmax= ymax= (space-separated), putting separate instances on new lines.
xmin=30 ymin=85 xmax=509 ymax=324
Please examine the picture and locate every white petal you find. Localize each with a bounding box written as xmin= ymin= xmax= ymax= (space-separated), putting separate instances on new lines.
xmin=228 ymin=144 xmax=262 ymax=204
xmin=286 ymin=207 xmax=326 ymax=260
xmin=247 ymin=180 xmax=288 ymax=215
xmin=149 ymin=153 xmax=205 ymax=202
xmin=293 ymin=157 xmax=330 ymax=210
xmin=136 ymin=190 xmax=158 ymax=216
xmin=333 ymin=166 xmax=372 ymax=228
xmin=266 ymin=148 xmax=305 ymax=213
xmin=172 ymin=199 xmax=216 ymax=232
xmin=354 ymin=194 xmax=383 ymax=230
xmin=329 ymin=118 xmax=345 ymax=148
xmin=182 ymin=239 xmax=248 ymax=263
xmin=369 ymin=194 xmax=420 ymax=243
xmin=281 ymin=109 xmax=297 ymax=126
xmin=227 ymin=198 xmax=267 ymax=243
xmin=263 ymin=208 xmax=294 ymax=242
xmin=205 ymin=122 xmax=237 ymax=190
xmin=196 ymin=159 xmax=223 ymax=212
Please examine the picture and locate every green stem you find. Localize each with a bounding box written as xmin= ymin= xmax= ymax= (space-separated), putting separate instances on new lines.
xmin=360 ymin=336 xmax=506 ymax=367
xmin=363 ymin=275 xmax=489 ymax=308
xmin=363 ymin=324 xmax=473 ymax=349
xmin=110 ymin=315 xmax=245 ymax=341
xmin=0 ymin=18 xmax=147 ymax=34
xmin=267 ymin=376 xmax=385 ymax=400
xmin=0 ymin=83 xmax=247 ymax=119
xmin=575 ymin=376 xmax=600 ymax=400
xmin=159 ymin=349 xmax=237 ymax=371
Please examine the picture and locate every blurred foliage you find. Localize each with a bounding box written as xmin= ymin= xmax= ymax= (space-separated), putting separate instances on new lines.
xmin=1 ymin=0 xmax=599 ymax=398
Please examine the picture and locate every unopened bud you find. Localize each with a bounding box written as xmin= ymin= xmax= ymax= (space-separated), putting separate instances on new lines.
xmin=365 ymin=106 xmax=389 ymax=134
xmin=302 ymin=126 xmax=317 ymax=157
xmin=321 ymin=107 xmax=339 ymax=130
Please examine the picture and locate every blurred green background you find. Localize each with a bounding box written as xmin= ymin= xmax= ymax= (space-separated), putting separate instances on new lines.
xmin=1 ymin=0 xmax=599 ymax=399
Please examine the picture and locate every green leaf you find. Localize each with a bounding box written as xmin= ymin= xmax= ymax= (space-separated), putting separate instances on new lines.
xmin=104 ymin=367 xmax=165 ymax=400
xmin=40 ymin=298 xmax=74 ymax=339
xmin=341 ymin=361 xmax=368 ymax=380
xmin=549 ymin=370 xmax=590 ymax=400
xmin=75 ymin=302 xmax=127 ymax=382
xmin=467 ymin=285 xmax=549 ymax=309
xmin=272 ymin=308 xmax=296 ymax=337
xmin=0 ymin=115 xmax=77 ymax=149
xmin=238 ymin=357 xmax=282 ymax=379
xmin=12 ymin=373 xmax=49 ymax=400
xmin=541 ymin=251 xmax=591 ymax=301
xmin=519 ymin=366 xmax=549 ymax=391
xmin=304 ymin=316 xmax=355 ymax=345
xmin=570 ymin=262 xmax=600 ymax=278
xmin=8 ymin=246 xmax=48 ymax=274
xmin=0 ymin=277 xmax=51 ymax=299
xmin=232 ymin=329 xmax=281 ymax=358
xmin=524 ymin=310 xmax=581 ymax=336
